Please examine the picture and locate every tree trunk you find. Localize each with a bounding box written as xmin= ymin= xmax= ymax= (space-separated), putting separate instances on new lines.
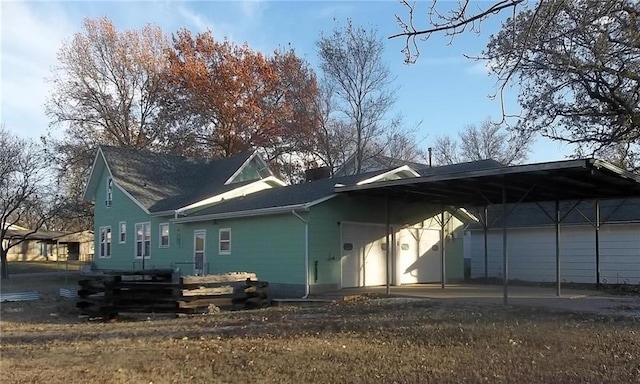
xmin=1 ymin=248 xmax=9 ymax=280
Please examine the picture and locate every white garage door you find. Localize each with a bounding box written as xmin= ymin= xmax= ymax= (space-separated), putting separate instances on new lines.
xmin=396 ymin=228 xmax=442 ymax=284
xmin=341 ymin=223 xmax=388 ymax=288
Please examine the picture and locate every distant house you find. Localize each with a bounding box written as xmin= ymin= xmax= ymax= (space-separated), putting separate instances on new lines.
xmin=3 ymin=225 xmax=94 ymax=263
xmin=82 ymin=146 xmax=502 ymax=297
xmin=467 ymin=199 xmax=640 ymax=285
xmin=334 ymin=153 xmax=429 ymax=177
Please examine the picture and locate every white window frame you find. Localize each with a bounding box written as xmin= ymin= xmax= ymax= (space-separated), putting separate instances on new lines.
xmin=194 ymin=229 xmax=206 ymax=276
xmin=119 ymin=221 xmax=126 ymax=244
xmin=99 ymin=226 xmax=111 ymax=258
xmin=159 ymin=223 xmax=170 ymax=248
xmin=134 ymin=222 xmax=151 ymax=259
xmin=106 ymin=178 xmax=113 ymax=207
xmin=218 ymin=228 xmax=231 ymax=255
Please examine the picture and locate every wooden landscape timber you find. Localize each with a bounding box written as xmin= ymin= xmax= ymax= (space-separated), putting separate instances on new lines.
xmin=76 ymin=270 xmax=269 ymax=321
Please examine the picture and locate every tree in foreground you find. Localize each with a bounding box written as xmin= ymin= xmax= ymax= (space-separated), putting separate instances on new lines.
xmin=432 ymin=118 xmax=531 ymax=165
xmin=0 ymin=128 xmax=60 ymax=279
xmin=392 ymin=0 xmax=639 ymax=168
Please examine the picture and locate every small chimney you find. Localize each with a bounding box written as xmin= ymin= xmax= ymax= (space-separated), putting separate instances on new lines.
xmin=428 ymin=147 xmax=433 ymax=167
xmin=304 ymin=166 xmax=331 ymax=182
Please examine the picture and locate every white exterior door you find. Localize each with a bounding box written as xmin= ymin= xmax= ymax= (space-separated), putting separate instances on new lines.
xmin=396 ymin=228 xmax=442 ymax=284
xmin=341 ymin=223 xmax=388 ymax=288
xmin=193 ymin=230 xmax=206 ymax=276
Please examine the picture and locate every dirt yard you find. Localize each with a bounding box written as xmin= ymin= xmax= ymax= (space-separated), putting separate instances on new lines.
xmin=1 ymin=279 xmax=639 ymax=384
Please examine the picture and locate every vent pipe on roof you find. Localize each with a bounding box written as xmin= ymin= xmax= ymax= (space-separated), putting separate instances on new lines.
xmin=428 ymin=147 xmax=433 ymax=167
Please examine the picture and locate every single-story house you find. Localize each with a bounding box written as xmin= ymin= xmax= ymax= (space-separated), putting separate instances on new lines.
xmin=3 ymin=225 xmax=94 ymax=262
xmin=83 ymin=146 xmax=501 ymax=297
xmin=467 ymin=199 xmax=640 ymax=285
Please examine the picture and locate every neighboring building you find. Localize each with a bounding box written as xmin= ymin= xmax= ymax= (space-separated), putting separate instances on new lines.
xmin=3 ymin=225 xmax=94 ymax=262
xmin=334 ymin=153 xmax=429 ymax=177
xmin=83 ymin=146 xmax=493 ymax=297
xmin=468 ymin=199 xmax=640 ymax=285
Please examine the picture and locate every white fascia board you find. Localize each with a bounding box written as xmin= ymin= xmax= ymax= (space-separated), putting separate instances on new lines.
xmin=356 ymin=165 xmax=420 ymax=186
xmin=452 ymin=207 xmax=479 ymax=223
xmin=81 ymin=147 xmax=106 ymax=201
xmin=223 ymin=151 xmax=257 ymax=185
xmin=304 ymin=194 xmax=338 ymax=209
xmin=176 ymin=176 xmax=286 ymax=214
xmin=171 ymin=204 xmax=308 ymax=224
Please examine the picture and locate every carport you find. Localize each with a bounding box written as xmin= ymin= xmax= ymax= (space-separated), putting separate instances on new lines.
xmin=335 ymin=159 xmax=640 ymax=304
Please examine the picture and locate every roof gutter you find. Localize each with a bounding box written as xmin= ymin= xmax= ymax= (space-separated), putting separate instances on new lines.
xmin=170 ymin=204 xmax=308 ymax=224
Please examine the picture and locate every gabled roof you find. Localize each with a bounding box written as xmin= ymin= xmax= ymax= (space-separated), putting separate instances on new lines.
xmin=173 ymin=159 xmax=503 ymax=222
xmin=334 ymin=154 xmax=429 ymax=177
xmin=83 ymin=146 xmax=257 ymax=213
xmin=416 ymin=159 xmax=505 ymax=176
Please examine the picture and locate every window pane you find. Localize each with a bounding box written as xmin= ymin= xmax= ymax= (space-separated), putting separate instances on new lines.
xmin=144 ymin=223 xmax=150 ymax=237
xmin=144 ymin=240 xmax=150 ymax=257
xmin=161 ymin=224 xmax=169 ymax=237
xmin=220 ymin=230 xmax=230 ymax=241
xmin=106 ymin=243 xmax=111 ymax=256
xmin=136 ymin=224 xmax=143 ymax=241
xmin=195 ymin=236 xmax=204 ymax=251
xmin=220 ymin=242 xmax=230 ymax=251
xmin=161 ymin=237 xmax=169 ymax=247
xmin=136 ymin=242 xmax=142 ymax=257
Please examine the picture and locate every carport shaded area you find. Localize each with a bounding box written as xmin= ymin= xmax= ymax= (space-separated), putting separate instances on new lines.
xmin=335 ymin=158 xmax=640 ymax=304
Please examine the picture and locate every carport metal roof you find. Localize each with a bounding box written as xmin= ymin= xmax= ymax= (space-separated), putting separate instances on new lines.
xmin=335 ymin=159 xmax=640 ymax=205
xmin=334 ymin=158 xmax=640 ymax=304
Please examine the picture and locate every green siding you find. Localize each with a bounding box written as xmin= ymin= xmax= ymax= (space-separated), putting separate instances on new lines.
xmin=93 ymin=164 xmax=175 ymax=271
xmin=178 ymin=214 xmax=306 ymax=284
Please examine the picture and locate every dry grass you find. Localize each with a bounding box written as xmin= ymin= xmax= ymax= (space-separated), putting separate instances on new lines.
xmin=2 ymin=286 xmax=639 ymax=384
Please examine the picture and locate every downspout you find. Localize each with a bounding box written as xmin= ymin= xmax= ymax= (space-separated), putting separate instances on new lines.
xmin=292 ymin=210 xmax=309 ymax=298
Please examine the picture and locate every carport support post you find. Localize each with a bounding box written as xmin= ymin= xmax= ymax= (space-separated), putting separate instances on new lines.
xmin=502 ymin=185 xmax=508 ymax=305
xmin=385 ymin=193 xmax=391 ymax=296
xmin=595 ymin=200 xmax=601 ymax=290
xmin=484 ymin=205 xmax=489 ymax=283
xmin=440 ymin=207 xmax=446 ymax=289
xmin=555 ymin=199 xmax=561 ymax=297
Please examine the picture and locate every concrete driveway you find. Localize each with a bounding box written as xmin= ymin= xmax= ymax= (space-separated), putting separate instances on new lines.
xmin=317 ymin=283 xmax=640 ymax=318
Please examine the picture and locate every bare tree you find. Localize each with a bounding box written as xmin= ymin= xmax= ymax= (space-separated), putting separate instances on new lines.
xmin=0 ymin=128 xmax=60 ymax=279
xmin=45 ymin=17 xmax=171 ymax=231
xmin=431 ymin=118 xmax=531 ymax=165
xmin=317 ymin=19 xmax=398 ymax=175
xmin=392 ymin=1 xmax=639 ymax=163
xmin=431 ymin=135 xmax=460 ymax=166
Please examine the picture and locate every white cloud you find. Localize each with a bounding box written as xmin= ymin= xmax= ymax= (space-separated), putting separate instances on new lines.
xmin=1 ymin=2 xmax=76 ymax=139
xmin=465 ymin=59 xmax=492 ymax=76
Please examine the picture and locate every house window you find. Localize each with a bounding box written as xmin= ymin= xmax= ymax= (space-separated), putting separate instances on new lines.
xmin=106 ymin=178 xmax=113 ymax=207
xmin=135 ymin=222 xmax=151 ymax=259
xmin=159 ymin=223 xmax=169 ymax=248
xmin=219 ymin=228 xmax=231 ymax=254
xmin=119 ymin=222 xmax=126 ymax=244
xmin=99 ymin=226 xmax=111 ymax=258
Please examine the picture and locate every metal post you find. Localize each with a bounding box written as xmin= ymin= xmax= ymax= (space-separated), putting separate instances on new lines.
xmin=502 ymin=185 xmax=508 ymax=305
xmin=385 ymin=193 xmax=391 ymax=296
xmin=555 ymin=199 xmax=561 ymax=297
xmin=595 ymin=200 xmax=601 ymax=289
xmin=441 ymin=207 xmax=446 ymax=289
xmin=484 ymin=205 xmax=489 ymax=283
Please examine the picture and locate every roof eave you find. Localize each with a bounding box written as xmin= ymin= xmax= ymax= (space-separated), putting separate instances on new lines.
xmin=171 ymin=204 xmax=308 ymax=224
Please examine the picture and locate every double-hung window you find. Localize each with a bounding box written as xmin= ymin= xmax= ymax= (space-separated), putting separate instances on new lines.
xmin=219 ymin=228 xmax=231 ymax=255
xmin=135 ymin=222 xmax=151 ymax=259
xmin=99 ymin=226 xmax=111 ymax=258
xmin=119 ymin=222 xmax=126 ymax=244
xmin=159 ymin=223 xmax=169 ymax=248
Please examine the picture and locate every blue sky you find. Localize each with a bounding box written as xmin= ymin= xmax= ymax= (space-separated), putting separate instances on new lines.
xmin=1 ymin=0 xmax=573 ymax=163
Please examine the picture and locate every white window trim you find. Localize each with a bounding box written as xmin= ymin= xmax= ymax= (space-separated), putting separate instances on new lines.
xmin=218 ymin=228 xmax=231 ymax=255
xmin=159 ymin=223 xmax=170 ymax=248
xmin=99 ymin=226 xmax=111 ymax=258
xmin=106 ymin=177 xmax=113 ymax=208
xmin=134 ymin=222 xmax=151 ymax=259
xmin=119 ymin=221 xmax=126 ymax=244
